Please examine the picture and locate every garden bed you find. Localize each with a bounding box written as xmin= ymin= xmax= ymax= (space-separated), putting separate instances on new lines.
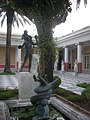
xmin=53 ymin=82 xmax=90 ymax=112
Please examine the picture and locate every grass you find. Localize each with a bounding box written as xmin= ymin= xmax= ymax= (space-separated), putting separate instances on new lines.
xmin=0 ymin=89 xmax=18 ymax=100
xmin=0 ymin=72 xmax=15 ymax=75
xmin=77 ymin=82 xmax=90 ymax=88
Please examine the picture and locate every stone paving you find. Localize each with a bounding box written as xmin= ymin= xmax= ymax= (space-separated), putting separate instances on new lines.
xmin=0 ymin=71 xmax=90 ymax=120
xmin=0 ymin=75 xmax=18 ymax=89
xmin=0 ymin=71 xmax=90 ymax=95
xmin=54 ymin=71 xmax=90 ymax=95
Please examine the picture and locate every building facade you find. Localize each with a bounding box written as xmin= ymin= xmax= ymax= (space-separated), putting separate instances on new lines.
xmin=0 ymin=33 xmax=37 ymax=71
xmin=57 ymin=26 xmax=90 ymax=74
xmin=0 ymin=26 xmax=90 ymax=74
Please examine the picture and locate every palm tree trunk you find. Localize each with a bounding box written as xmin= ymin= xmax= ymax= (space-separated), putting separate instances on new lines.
xmin=4 ymin=10 xmax=14 ymax=73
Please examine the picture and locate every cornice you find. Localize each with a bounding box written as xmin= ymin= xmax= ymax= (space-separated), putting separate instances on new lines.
xmin=57 ymin=26 xmax=90 ymax=47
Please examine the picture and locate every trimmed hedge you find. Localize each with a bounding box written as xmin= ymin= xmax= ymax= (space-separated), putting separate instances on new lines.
xmin=53 ymin=76 xmax=61 ymax=89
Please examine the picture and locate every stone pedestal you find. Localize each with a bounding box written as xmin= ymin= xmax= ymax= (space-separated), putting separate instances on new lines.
xmin=73 ymin=72 xmax=78 ymax=77
xmin=18 ymin=72 xmax=38 ymax=102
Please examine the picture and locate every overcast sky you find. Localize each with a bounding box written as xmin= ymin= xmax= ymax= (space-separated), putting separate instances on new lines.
xmin=0 ymin=0 xmax=90 ymax=37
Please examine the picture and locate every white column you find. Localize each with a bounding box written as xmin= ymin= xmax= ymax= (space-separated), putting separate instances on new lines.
xmin=77 ymin=44 xmax=82 ymax=63
xmin=77 ymin=44 xmax=82 ymax=73
xmin=64 ymin=47 xmax=68 ymax=63
xmin=70 ymin=49 xmax=72 ymax=70
xmin=64 ymin=47 xmax=68 ymax=71
xmin=15 ymin=46 xmax=21 ymax=70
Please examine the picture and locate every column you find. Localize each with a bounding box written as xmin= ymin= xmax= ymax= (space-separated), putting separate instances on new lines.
xmin=77 ymin=44 xmax=82 ymax=73
xmin=64 ymin=47 xmax=68 ymax=71
xmin=70 ymin=49 xmax=73 ymax=71
xmin=15 ymin=46 xmax=21 ymax=70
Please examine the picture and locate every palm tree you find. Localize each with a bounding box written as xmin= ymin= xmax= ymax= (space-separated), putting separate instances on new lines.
xmin=0 ymin=0 xmax=30 ymax=73
xmin=76 ymin=0 xmax=87 ymax=8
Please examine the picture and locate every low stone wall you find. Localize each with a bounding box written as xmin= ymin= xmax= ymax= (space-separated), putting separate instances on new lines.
xmin=50 ymin=95 xmax=90 ymax=120
xmin=0 ymin=102 xmax=10 ymax=120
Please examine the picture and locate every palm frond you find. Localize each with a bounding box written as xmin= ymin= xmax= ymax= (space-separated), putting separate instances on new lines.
xmin=84 ymin=0 xmax=87 ymax=6
xmin=0 ymin=8 xmax=4 ymax=15
xmin=12 ymin=15 xmax=16 ymax=28
xmin=0 ymin=9 xmax=3 ymax=17
xmin=77 ymin=0 xmax=87 ymax=8
xmin=0 ymin=13 xmax=3 ymax=17
xmin=21 ymin=15 xmax=31 ymax=25
xmin=13 ymin=13 xmax=19 ymax=27
xmin=16 ymin=14 xmax=24 ymax=27
xmin=12 ymin=18 xmax=15 ymax=28
xmin=1 ymin=13 xmax=6 ymax=27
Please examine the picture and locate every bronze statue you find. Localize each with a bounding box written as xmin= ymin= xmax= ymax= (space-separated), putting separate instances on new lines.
xmin=18 ymin=30 xmax=34 ymax=72
xmin=31 ymin=75 xmax=57 ymax=120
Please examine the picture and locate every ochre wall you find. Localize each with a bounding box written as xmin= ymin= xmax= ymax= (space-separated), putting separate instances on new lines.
xmin=0 ymin=47 xmax=15 ymax=66
xmin=10 ymin=47 xmax=15 ymax=64
xmin=0 ymin=47 xmax=5 ymax=64
xmin=83 ymin=46 xmax=90 ymax=54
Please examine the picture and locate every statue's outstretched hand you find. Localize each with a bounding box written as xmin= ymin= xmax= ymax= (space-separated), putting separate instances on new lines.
xmin=18 ymin=45 xmax=22 ymax=49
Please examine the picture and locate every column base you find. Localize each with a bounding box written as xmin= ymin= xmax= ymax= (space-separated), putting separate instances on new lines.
xmin=64 ymin=63 xmax=69 ymax=71
xmin=78 ymin=63 xmax=82 ymax=73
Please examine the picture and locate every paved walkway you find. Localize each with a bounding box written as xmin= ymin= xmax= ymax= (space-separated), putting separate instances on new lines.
xmin=0 ymin=75 xmax=18 ymax=89
xmin=0 ymin=71 xmax=90 ymax=95
xmin=54 ymin=71 xmax=90 ymax=95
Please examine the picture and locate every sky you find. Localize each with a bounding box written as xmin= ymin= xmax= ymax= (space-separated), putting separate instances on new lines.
xmin=0 ymin=0 xmax=90 ymax=37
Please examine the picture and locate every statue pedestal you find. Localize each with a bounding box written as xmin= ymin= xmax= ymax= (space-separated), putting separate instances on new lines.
xmin=73 ymin=72 xmax=78 ymax=77
xmin=18 ymin=72 xmax=38 ymax=102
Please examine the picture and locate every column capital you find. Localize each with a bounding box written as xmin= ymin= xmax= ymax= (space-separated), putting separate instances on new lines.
xmin=63 ymin=46 xmax=68 ymax=48
xmin=75 ymin=42 xmax=82 ymax=46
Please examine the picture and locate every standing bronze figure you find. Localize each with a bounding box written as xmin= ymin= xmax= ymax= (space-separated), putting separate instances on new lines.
xmin=18 ymin=30 xmax=34 ymax=72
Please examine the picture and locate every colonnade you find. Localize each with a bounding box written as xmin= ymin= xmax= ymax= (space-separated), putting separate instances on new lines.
xmin=64 ymin=44 xmax=82 ymax=73
xmin=15 ymin=44 xmax=82 ymax=73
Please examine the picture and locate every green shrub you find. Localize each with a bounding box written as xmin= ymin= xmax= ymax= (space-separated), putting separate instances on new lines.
xmin=77 ymin=82 xmax=90 ymax=101
xmin=53 ymin=76 xmax=61 ymax=89
xmin=77 ymin=82 xmax=90 ymax=88
xmin=54 ymin=82 xmax=90 ymax=103
xmin=82 ymin=87 xmax=90 ymax=101
xmin=54 ymin=87 xmax=85 ymax=102
xmin=54 ymin=87 xmax=74 ymax=97
xmin=67 ymin=95 xmax=85 ymax=102
xmin=0 ymin=89 xmax=18 ymax=100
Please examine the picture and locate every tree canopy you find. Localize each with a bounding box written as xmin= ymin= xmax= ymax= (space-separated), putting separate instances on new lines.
xmin=13 ymin=0 xmax=72 ymax=28
xmin=0 ymin=0 xmax=87 ymax=81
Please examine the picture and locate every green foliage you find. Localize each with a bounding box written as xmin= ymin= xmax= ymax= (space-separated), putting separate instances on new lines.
xmin=77 ymin=82 xmax=90 ymax=101
xmin=77 ymin=82 xmax=90 ymax=88
xmin=53 ymin=76 xmax=61 ymax=89
xmin=54 ymin=85 xmax=90 ymax=103
xmin=10 ymin=105 xmax=65 ymax=119
xmin=0 ymin=89 xmax=18 ymax=100
xmin=82 ymin=87 xmax=90 ymax=101
xmin=67 ymin=95 xmax=85 ymax=102
xmin=0 ymin=72 xmax=15 ymax=75
xmin=54 ymin=88 xmax=73 ymax=97
xmin=39 ymin=37 xmax=58 ymax=64
xmin=10 ymin=106 xmax=35 ymax=119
